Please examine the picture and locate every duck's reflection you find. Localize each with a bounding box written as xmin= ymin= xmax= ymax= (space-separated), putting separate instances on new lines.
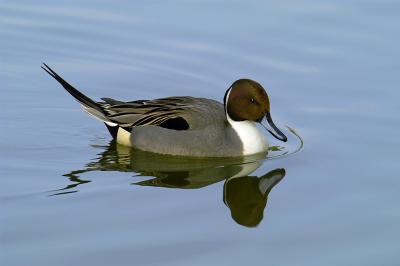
xmin=58 ymin=141 xmax=285 ymax=227
xmin=223 ymin=168 xmax=284 ymax=227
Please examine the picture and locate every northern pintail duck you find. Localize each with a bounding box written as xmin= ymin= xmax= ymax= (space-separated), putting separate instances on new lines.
xmin=42 ymin=63 xmax=287 ymax=157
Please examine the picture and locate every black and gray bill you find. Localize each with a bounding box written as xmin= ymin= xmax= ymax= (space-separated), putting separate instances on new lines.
xmin=260 ymin=112 xmax=287 ymax=142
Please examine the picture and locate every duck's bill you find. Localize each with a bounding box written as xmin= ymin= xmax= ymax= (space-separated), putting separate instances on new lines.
xmin=261 ymin=112 xmax=288 ymax=142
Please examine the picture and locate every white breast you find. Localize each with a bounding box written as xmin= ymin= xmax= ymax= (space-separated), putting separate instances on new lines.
xmin=227 ymin=116 xmax=269 ymax=155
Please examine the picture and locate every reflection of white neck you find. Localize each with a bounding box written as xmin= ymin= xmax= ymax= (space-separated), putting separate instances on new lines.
xmin=231 ymin=161 xmax=262 ymax=179
xmin=225 ymin=89 xmax=268 ymax=155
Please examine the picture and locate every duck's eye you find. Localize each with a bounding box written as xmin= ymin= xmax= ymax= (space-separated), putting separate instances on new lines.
xmin=250 ymin=98 xmax=255 ymax=103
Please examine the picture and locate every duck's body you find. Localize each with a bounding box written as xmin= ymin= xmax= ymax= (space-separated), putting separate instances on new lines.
xmin=112 ymin=97 xmax=268 ymax=157
xmin=42 ymin=64 xmax=285 ymax=157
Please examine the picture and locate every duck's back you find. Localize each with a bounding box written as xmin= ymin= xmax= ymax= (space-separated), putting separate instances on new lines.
xmin=119 ymin=97 xmax=244 ymax=157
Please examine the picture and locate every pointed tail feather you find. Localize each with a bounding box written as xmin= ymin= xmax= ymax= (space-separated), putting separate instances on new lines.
xmin=41 ymin=63 xmax=112 ymax=124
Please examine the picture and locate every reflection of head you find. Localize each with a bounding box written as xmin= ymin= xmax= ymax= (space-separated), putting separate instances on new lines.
xmin=223 ymin=168 xmax=285 ymax=227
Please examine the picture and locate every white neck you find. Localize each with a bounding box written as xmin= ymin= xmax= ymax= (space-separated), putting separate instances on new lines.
xmin=227 ymin=116 xmax=268 ymax=155
xmin=225 ymin=88 xmax=268 ymax=155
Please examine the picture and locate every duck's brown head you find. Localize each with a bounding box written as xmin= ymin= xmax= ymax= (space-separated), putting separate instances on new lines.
xmin=224 ymin=79 xmax=287 ymax=142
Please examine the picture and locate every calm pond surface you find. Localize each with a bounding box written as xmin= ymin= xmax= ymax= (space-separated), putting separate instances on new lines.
xmin=1 ymin=1 xmax=400 ymax=265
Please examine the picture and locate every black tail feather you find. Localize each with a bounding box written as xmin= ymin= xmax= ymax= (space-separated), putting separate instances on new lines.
xmin=105 ymin=123 xmax=119 ymax=139
xmin=41 ymin=63 xmax=104 ymax=115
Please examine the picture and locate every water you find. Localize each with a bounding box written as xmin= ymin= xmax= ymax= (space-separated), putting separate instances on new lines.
xmin=1 ymin=1 xmax=400 ymax=265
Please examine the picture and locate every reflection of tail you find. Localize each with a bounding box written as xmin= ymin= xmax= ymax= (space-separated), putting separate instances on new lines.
xmin=41 ymin=64 xmax=118 ymax=133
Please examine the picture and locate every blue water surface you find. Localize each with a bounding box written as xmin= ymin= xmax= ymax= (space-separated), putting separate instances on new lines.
xmin=1 ymin=1 xmax=400 ymax=265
